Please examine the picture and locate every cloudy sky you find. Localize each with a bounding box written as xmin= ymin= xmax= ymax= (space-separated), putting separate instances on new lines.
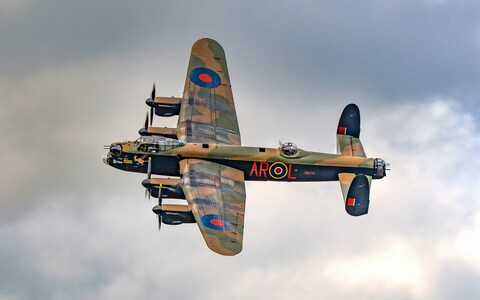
xmin=1 ymin=0 xmax=480 ymax=299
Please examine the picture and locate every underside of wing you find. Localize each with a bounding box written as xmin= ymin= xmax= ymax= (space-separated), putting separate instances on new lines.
xmin=177 ymin=38 xmax=241 ymax=145
xmin=180 ymin=159 xmax=246 ymax=256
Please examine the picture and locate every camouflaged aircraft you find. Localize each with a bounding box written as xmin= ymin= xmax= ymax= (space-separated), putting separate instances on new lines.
xmin=103 ymin=38 xmax=387 ymax=256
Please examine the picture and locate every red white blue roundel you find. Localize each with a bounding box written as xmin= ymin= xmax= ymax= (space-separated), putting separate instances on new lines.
xmin=189 ymin=67 xmax=221 ymax=88
xmin=200 ymin=214 xmax=233 ymax=231
xmin=269 ymin=162 xmax=288 ymax=180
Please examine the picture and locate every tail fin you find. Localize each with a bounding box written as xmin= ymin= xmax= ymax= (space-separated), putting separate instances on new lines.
xmin=338 ymin=173 xmax=371 ymax=216
xmin=336 ymin=104 xmax=366 ymax=157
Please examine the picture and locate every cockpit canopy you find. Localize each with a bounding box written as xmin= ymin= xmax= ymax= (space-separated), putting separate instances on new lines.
xmin=134 ymin=136 xmax=184 ymax=152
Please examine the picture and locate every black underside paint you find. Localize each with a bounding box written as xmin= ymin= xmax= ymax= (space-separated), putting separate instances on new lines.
xmin=345 ymin=174 xmax=370 ymax=216
xmin=108 ymin=153 xmax=376 ymax=182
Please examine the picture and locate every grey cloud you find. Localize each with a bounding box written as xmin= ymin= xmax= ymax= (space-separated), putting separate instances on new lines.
xmin=432 ymin=261 xmax=480 ymax=300
xmin=228 ymin=1 xmax=480 ymax=103
xmin=1 ymin=1 xmax=480 ymax=299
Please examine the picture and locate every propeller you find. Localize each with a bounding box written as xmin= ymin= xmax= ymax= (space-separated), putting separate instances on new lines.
xmin=157 ymin=183 xmax=163 ymax=231
xmin=158 ymin=184 xmax=163 ymax=205
xmin=152 ymin=204 xmax=162 ymax=231
xmin=139 ymin=112 xmax=150 ymax=136
xmin=150 ymin=83 xmax=155 ymax=126
xmin=144 ymin=157 xmax=152 ymax=201
xmin=144 ymin=112 xmax=149 ymax=131
xmin=147 ymin=156 xmax=152 ymax=179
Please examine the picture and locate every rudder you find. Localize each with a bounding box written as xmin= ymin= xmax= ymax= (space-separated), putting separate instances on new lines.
xmin=336 ymin=104 xmax=366 ymax=157
xmin=338 ymin=173 xmax=371 ymax=217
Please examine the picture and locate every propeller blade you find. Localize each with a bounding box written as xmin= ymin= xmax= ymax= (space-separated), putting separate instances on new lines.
xmin=147 ymin=157 xmax=152 ymax=180
xmin=144 ymin=157 xmax=152 ymax=200
xmin=149 ymin=83 xmax=156 ymax=126
xmin=145 ymin=187 xmax=151 ymax=201
xmin=144 ymin=112 xmax=149 ymax=130
xmin=152 ymin=204 xmax=162 ymax=231
xmin=157 ymin=183 xmax=163 ymax=231
xmin=150 ymin=106 xmax=154 ymax=126
xmin=151 ymin=83 xmax=156 ymax=100
xmin=158 ymin=184 xmax=163 ymax=205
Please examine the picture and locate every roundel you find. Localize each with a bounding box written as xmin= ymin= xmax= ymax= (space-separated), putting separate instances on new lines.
xmin=189 ymin=67 xmax=221 ymax=88
xmin=269 ymin=162 xmax=288 ymax=180
xmin=200 ymin=214 xmax=233 ymax=231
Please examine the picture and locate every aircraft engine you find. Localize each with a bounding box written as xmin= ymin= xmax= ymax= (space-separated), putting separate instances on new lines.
xmin=146 ymin=97 xmax=181 ymax=117
xmin=138 ymin=126 xmax=178 ymax=139
xmin=142 ymin=178 xmax=185 ymax=199
xmin=152 ymin=204 xmax=195 ymax=225
xmin=144 ymin=84 xmax=181 ymax=118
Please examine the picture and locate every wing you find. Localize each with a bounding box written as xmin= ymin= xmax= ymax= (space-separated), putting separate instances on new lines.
xmin=180 ymin=159 xmax=246 ymax=256
xmin=177 ymin=38 xmax=241 ymax=145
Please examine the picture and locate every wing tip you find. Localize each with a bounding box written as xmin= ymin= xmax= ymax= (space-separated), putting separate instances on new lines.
xmin=192 ymin=37 xmax=224 ymax=53
xmin=205 ymin=238 xmax=242 ymax=256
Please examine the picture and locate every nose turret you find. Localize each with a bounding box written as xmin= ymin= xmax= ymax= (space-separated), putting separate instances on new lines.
xmin=103 ymin=143 xmax=122 ymax=166
xmin=109 ymin=143 xmax=122 ymax=156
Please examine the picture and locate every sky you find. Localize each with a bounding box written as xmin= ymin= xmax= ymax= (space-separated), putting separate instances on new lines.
xmin=1 ymin=0 xmax=480 ymax=299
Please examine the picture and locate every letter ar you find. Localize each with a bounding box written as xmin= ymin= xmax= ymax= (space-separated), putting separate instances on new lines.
xmin=249 ymin=162 xmax=259 ymax=177
xmin=259 ymin=162 xmax=269 ymax=177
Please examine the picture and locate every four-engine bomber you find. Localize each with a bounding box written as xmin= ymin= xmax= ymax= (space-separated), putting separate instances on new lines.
xmin=104 ymin=38 xmax=387 ymax=256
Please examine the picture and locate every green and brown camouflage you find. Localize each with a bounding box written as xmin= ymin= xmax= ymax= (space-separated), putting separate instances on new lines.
xmin=103 ymin=38 xmax=387 ymax=256
xmin=337 ymin=135 xmax=367 ymax=157
xmin=336 ymin=103 xmax=367 ymax=157
xmin=180 ymin=159 xmax=245 ymax=255
xmin=111 ymin=140 xmax=377 ymax=181
xmin=177 ymin=38 xmax=241 ymax=146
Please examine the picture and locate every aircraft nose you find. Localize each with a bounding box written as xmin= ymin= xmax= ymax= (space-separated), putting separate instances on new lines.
xmin=109 ymin=143 xmax=122 ymax=156
xmin=103 ymin=143 xmax=118 ymax=165
xmin=102 ymin=150 xmax=111 ymax=165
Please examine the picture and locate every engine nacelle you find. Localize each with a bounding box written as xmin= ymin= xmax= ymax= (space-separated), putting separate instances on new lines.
xmin=146 ymin=97 xmax=181 ymax=117
xmin=152 ymin=204 xmax=195 ymax=225
xmin=142 ymin=178 xmax=185 ymax=199
xmin=138 ymin=127 xmax=178 ymax=139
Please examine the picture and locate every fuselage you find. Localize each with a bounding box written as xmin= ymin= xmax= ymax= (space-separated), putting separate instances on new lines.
xmin=103 ymin=137 xmax=383 ymax=182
